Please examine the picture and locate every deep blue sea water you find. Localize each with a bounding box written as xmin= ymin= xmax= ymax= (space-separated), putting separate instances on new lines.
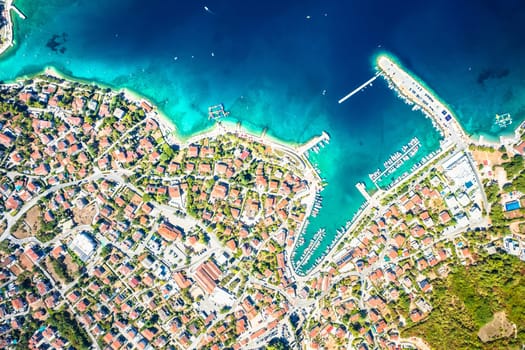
xmin=2 ymin=0 xmax=525 ymax=271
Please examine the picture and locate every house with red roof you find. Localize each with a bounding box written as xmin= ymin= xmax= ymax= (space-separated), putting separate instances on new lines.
xmin=226 ymin=239 xmax=237 ymax=251
xmin=11 ymin=297 xmax=26 ymax=311
xmin=0 ymin=132 xmax=14 ymax=147
xmin=5 ymin=196 xmax=21 ymax=211
xmin=34 ymin=163 xmax=50 ymax=176
xmin=157 ymin=222 xmax=183 ymax=241
xmin=514 ymin=141 xmax=525 ymax=155
xmin=187 ymin=145 xmax=199 ymax=158
xmin=211 ymin=182 xmax=228 ymax=200
xmin=439 ymin=210 xmax=452 ymax=224
xmin=25 ymin=247 xmax=41 ymax=263
xmin=420 ymin=211 xmax=434 ymax=227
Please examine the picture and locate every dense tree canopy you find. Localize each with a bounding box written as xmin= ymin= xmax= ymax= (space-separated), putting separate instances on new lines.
xmin=404 ymin=254 xmax=525 ymax=349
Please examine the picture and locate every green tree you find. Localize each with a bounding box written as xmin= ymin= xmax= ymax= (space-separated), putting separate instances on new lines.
xmin=267 ymin=337 xmax=291 ymax=350
xmin=49 ymin=310 xmax=91 ymax=349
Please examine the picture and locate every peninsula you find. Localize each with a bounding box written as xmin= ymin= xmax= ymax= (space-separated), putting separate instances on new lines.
xmin=0 ymin=1 xmax=12 ymax=56
xmin=0 ymin=0 xmax=25 ymax=56
xmin=0 ymin=54 xmax=524 ymax=350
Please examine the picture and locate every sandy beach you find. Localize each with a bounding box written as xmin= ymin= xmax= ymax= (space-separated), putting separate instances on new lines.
xmin=40 ymin=66 xmax=310 ymax=155
xmin=38 ymin=67 xmax=324 ymax=161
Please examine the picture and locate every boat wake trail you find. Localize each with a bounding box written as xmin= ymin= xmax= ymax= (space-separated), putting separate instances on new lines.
xmin=204 ymin=6 xmax=215 ymax=15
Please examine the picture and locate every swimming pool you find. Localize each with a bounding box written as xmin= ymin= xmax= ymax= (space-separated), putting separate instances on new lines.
xmin=505 ymin=200 xmax=521 ymax=212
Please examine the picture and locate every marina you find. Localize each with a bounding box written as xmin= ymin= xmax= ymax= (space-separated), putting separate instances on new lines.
xmin=295 ymin=200 xmax=369 ymax=275
xmin=310 ymin=192 xmax=323 ymax=218
xmin=369 ymin=136 xmax=420 ymax=186
xmin=296 ymin=55 xmax=453 ymax=276
xmin=383 ymin=148 xmax=442 ymax=191
xmin=293 ymin=228 xmax=326 ymax=272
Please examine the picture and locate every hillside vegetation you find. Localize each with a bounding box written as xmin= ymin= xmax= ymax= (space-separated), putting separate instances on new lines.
xmin=403 ymin=254 xmax=525 ymax=349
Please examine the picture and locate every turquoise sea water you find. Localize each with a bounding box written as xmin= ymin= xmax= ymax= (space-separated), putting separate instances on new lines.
xmin=2 ymin=0 xmax=525 ymax=271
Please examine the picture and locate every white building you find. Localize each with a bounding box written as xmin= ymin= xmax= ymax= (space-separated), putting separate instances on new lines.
xmin=455 ymin=212 xmax=469 ymax=228
xmin=88 ymin=99 xmax=98 ymax=111
xmin=443 ymin=152 xmax=477 ymax=192
xmin=113 ymin=107 xmax=126 ymax=119
xmin=469 ymin=204 xmax=483 ymax=221
xmin=457 ymin=192 xmax=471 ymax=207
xmin=69 ymin=232 xmax=97 ymax=262
xmin=444 ymin=194 xmax=461 ymax=215
xmin=504 ymin=236 xmax=520 ymax=256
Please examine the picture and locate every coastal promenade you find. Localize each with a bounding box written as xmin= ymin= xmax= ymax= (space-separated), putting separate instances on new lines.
xmin=167 ymin=117 xmax=326 ymax=186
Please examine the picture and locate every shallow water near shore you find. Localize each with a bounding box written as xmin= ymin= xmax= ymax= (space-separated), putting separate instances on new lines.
xmin=2 ymin=0 xmax=525 ymax=270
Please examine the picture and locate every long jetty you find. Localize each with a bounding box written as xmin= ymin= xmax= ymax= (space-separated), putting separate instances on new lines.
xmin=11 ymin=3 xmax=26 ymax=19
xmin=338 ymin=72 xmax=380 ymax=104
